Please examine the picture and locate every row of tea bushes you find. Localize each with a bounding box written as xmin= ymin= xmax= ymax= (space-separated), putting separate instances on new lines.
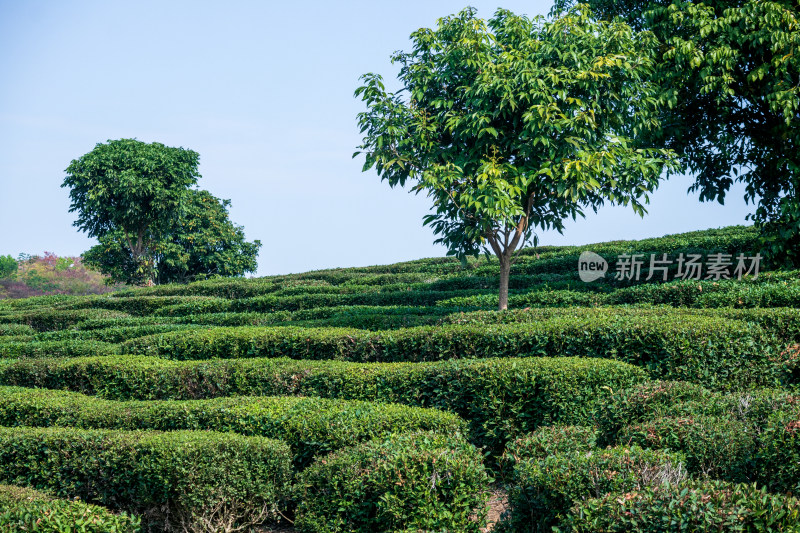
xmin=0 ymin=424 xmax=492 ymax=532
xmin=0 ymin=426 xmax=291 ymax=531
xmin=0 ymin=324 xmax=35 ymax=336
xmin=443 ymin=306 xmax=800 ymax=343
xmin=497 ymin=424 xmax=800 ymax=532
xmin=0 ymin=484 xmax=141 ymax=532
xmin=0 ymin=355 xmax=647 ymax=455
xmin=0 ymin=386 xmax=465 ymax=470
xmin=122 ymin=316 xmax=784 ymax=388
xmin=294 ymin=431 xmax=490 ymax=533
xmin=0 ymin=339 xmax=118 ymax=359
xmin=438 ymin=277 xmax=800 ymax=309
xmin=562 ymin=479 xmax=800 ymax=532
xmin=0 ymin=308 xmax=130 ymax=331
xmin=595 ymin=381 xmax=800 ymax=494
xmin=31 ymin=324 xmax=204 ymax=343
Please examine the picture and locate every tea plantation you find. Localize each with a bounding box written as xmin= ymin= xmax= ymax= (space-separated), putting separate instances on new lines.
xmin=2 ymin=225 xmax=800 ymax=531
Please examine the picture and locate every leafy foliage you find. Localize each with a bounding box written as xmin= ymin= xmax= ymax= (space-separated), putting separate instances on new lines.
xmin=82 ymin=189 xmax=261 ymax=285
xmin=556 ymin=0 xmax=800 ymax=266
xmin=0 ymin=386 xmax=465 ymax=471
xmin=0 ymin=253 xmax=115 ymax=299
xmin=63 ymin=139 xmax=201 ymax=284
xmin=564 ymin=479 xmax=800 ymax=532
xmin=356 ymin=6 xmax=676 ymax=308
xmin=0 ymin=426 xmax=291 ymax=531
xmin=0 ymin=484 xmax=141 ymax=532
xmin=0 ymin=255 xmax=17 ymax=279
xmin=294 ymin=432 xmax=490 ymax=533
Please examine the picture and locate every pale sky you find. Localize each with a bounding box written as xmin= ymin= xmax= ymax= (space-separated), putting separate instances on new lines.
xmin=0 ymin=0 xmax=753 ymax=275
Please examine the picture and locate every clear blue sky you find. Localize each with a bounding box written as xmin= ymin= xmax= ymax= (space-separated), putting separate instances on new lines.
xmin=0 ymin=0 xmax=753 ymax=275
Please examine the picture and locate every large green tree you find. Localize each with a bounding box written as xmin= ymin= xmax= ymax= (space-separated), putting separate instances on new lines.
xmin=556 ymin=0 xmax=800 ymax=265
xmin=83 ymin=189 xmax=261 ymax=285
xmin=64 ymin=139 xmax=261 ymax=285
xmin=355 ymin=6 xmax=676 ymax=309
xmin=63 ymin=139 xmax=201 ymax=284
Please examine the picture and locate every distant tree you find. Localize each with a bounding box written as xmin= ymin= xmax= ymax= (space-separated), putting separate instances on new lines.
xmin=555 ymin=0 xmax=800 ymax=266
xmin=355 ymin=6 xmax=676 ymax=310
xmin=0 ymin=255 xmax=17 ymax=278
xmin=63 ymin=139 xmax=201 ymax=284
xmin=83 ymin=189 xmax=262 ymax=284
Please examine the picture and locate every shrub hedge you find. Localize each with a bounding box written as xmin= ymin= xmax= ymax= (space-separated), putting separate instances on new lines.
xmin=758 ymin=408 xmax=800 ymax=494
xmin=500 ymin=425 xmax=598 ymax=478
xmin=0 ymin=386 xmax=465 ymax=470
xmin=617 ymin=415 xmax=756 ymax=482
xmin=122 ymin=316 xmax=782 ymax=389
xmin=0 ymin=324 xmax=35 ymax=337
xmin=294 ymin=431 xmax=490 ymax=533
xmin=0 ymin=355 xmax=647 ymax=456
xmin=33 ymin=324 xmax=204 ymax=344
xmin=563 ymin=480 xmax=800 ymax=532
xmin=499 ymin=446 xmax=685 ymax=532
xmin=0 ymin=426 xmax=291 ymax=531
xmin=0 ymin=340 xmax=118 ymax=359
xmin=597 ymin=380 xmax=800 ymax=493
xmin=0 ymin=308 xmax=130 ymax=331
xmin=0 ymin=484 xmax=141 ymax=532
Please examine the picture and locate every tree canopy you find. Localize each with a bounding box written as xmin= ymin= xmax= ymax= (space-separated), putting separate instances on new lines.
xmin=64 ymin=139 xmax=261 ymax=285
xmin=82 ymin=189 xmax=261 ymax=285
xmin=355 ymin=6 xmax=676 ymax=309
xmin=556 ymin=0 xmax=800 ymax=265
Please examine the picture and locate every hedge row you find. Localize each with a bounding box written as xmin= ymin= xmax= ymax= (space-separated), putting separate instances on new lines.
xmin=438 ymin=278 xmax=800 ymax=309
xmin=499 ymin=425 xmax=598 ymax=478
xmin=499 ymin=446 xmax=685 ymax=532
xmin=0 ymin=484 xmax=141 ymax=532
xmin=295 ymin=432 xmax=490 ymax=533
xmin=0 ymin=340 xmax=118 ymax=359
xmin=0 ymin=324 xmax=35 ymax=336
xmin=0 ymin=386 xmax=465 ymax=470
xmin=0 ymin=426 xmax=291 ymax=531
xmin=0 ymin=308 xmax=130 ymax=331
xmin=59 ymin=295 xmax=234 ymax=316
xmin=0 ymin=355 xmax=647 ymax=456
xmin=33 ymin=324 xmax=204 ymax=344
xmin=598 ymin=381 xmax=800 ymax=494
xmin=562 ymin=480 xmax=800 ymax=532
xmin=443 ymin=306 xmax=800 ymax=346
xmin=122 ymin=316 xmax=784 ymax=389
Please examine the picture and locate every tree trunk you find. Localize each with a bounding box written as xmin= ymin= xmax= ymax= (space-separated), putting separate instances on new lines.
xmin=498 ymin=257 xmax=511 ymax=311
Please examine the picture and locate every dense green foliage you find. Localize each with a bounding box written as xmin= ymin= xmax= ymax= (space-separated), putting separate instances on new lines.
xmin=356 ymin=6 xmax=675 ymax=309
xmin=294 ymin=432 xmax=490 ymax=533
xmin=84 ymin=189 xmax=261 ymax=285
xmin=0 ymin=386 xmax=464 ymax=470
xmin=0 ymin=355 xmax=646 ymax=455
xmin=500 ymin=425 xmax=598 ymax=477
xmin=121 ymin=315 xmax=783 ymax=389
xmin=62 ymin=139 xmax=260 ymax=285
xmin=0 ymin=484 xmax=141 ymax=532
xmin=555 ymin=0 xmax=800 ymax=267
xmin=563 ymin=479 xmax=800 ymax=532
xmin=0 ymin=255 xmax=17 ymax=279
xmin=501 ymin=446 xmax=685 ymax=532
xmin=1 ymin=225 xmax=797 ymax=531
xmin=0 ymin=426 xmax=291 ymax=531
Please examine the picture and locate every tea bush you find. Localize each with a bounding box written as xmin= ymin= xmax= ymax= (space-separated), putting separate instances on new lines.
xmin=0 ymin=426 xmax=291 ymax=531
xmin=0 ymin=484 xmax=141 ymax=532
xmin=294 ymin=431 xmax=490 ymax=533
xmin=0 ymin=386 xmax=465 ymax=470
